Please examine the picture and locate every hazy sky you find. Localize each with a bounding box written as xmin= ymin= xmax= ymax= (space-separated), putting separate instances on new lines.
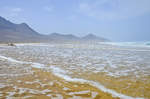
xmin=0 ymin=0 xmax=150 ymax=41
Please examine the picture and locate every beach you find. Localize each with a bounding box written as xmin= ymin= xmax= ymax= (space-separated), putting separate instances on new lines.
xmin=0 ymin=43 xmax=150 ymax=99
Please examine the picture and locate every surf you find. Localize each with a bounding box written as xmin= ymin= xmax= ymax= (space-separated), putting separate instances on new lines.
xmin=0 ymin=54 xmax=145 ymax=99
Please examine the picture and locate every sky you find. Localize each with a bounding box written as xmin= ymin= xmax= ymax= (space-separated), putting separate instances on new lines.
xmin=0 ymin=0 xmax=150 ymax=41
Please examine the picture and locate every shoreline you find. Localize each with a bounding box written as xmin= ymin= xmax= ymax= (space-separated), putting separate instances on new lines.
xmin=0 ymin=43 xmax=149 ymax=99
xmin=0 ymin=61 xmax=118 ymax=99
xmin=0 ymin=54 xmax=146 ymax=99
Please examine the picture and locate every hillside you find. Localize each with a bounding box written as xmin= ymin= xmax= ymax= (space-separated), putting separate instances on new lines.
xmin=0 ymin=16 xmax=109 ymax=43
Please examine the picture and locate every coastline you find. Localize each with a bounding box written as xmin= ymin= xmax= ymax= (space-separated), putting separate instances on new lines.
xmin=0 ymin=65 xmax=118 ymax=99
xmin=0 ymin=43 xmax=149 ymax=99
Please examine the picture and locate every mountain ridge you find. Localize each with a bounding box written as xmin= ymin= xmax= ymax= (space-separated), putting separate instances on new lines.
xmin=0 ymin=16 xmax=109 ymax=43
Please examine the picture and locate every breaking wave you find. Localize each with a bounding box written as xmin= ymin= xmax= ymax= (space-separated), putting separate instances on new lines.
xmin=100 ymin=41 xmax=150 ymax=47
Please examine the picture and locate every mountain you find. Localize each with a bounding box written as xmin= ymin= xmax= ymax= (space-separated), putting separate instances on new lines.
xmin=0 ymin=16 xmax=44 ymax=43
xmin=81 ymin=33 xmax=109 ymax=42
xmin=46 ymin=33 xmax=109 ymax=43
xmin=0 ymin=16 xmax=109 ymax=43
xmin=47 ymin=33 xmax=80 ymax=42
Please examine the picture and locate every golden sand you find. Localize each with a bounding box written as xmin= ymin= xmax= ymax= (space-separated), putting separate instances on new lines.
xmin=83 ymin=72 xmax=150 ymax=99
xmin=0 ymin=68 xmax=120 ymax=99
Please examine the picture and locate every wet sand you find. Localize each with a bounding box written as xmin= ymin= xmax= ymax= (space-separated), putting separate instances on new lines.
xmin=0 ymin=66 xmax=118 ymax=99
xmin=0 ymin=43 xmax=150 ymax=99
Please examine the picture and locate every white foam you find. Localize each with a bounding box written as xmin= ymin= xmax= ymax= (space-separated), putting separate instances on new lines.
xmin=69 ymin=90 xmax=90 ymax=95
xmin=41 ymin=89 xmax=52 ymax=94
xmin=68 ymin=96 xmax=90 ymax=99
xmin=17 ymin=80 xmax=22 ymax=83
xmin=49 ymin=82 xmax=54 ymax=86
xmin=18 ymin=88 xmax=27 ymax=94
xmin=0 ymin=55 xmax=26 ymax=64
xmin=25 ymin=81 xmax=34 ymax=84
xmin=0 ymin=55 xmax=145 ymax=99
xmin=52 ymin=94 xmax=63 ymax=99
xmin=50 ymin=66 xmax=66 ymax=74
xmin=17 ymin=87 xmax=51 ymax=95
xmin=63 ymin=87 xmax=70 ymax=91
xmin=16 ymin=43 xmax=51 ymax=47
xmin=91 ymin=92 xmax=99 ymax=98
xmin=50 ymin=66 xmax=145 ymax=99
xmin=0 ymin=93 xmax=2 ymax=97
xmin=106 ymin=58 xmax=117 ymax=68
xmin=47 ymin=94 xmax=52 ymax=97
xmin=31 ymin=63 xmax=45 ymax=68
xmin=7 ymin=92 xmax=16 ymax=97
xmin=0 ymin=55 xmax=45 ymax=69
xmin=0 ymin=83 xmax=7 ymax=88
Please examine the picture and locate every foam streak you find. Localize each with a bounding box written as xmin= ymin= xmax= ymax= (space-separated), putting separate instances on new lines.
xmin=0 ymin=55 xmax=145 ymax=99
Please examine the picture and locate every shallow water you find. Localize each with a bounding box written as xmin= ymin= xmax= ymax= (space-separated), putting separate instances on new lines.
xmin=0 ymin=43 xmax=150 ymax=99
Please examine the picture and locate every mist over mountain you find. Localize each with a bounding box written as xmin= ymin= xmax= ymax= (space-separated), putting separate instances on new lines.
xmin=0 ymin=16 xmax=109 ymax=43
xmin=82 ymin=33 xmax=108 ymax=42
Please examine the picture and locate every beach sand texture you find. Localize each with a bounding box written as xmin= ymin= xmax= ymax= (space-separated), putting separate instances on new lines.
xmin=0 ymin=43 xmax=150 ymax=99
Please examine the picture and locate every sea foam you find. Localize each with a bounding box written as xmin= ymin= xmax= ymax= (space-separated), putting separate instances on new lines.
xmin=0 ymin=54 xmax=145 ymax=99
xmin=49 ymin=66 xmax=144 ymax=99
